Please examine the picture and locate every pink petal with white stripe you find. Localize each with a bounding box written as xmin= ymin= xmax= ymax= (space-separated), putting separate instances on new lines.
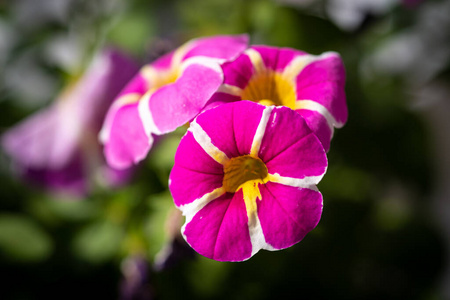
xmin=148 ymin=61 xmax=224 ymax=134
xmin=259 ymin=106 xmax=327 ymax=178
xmin=170 ymin=131 xmax=224 ymax=207
xmin=183 ymin=191 xmax=252 ymax=262
xmin=258 ymin=182 xmax=323 ymax=250
xmin=295 ymin=53 xmax=347 ymax=126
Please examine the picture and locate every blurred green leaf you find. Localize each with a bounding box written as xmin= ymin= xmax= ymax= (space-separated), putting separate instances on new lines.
xmin=144 ymin=191 xmax=176 ymax=260
xmin=72 ymin=220 xmax=123 ymax=264
xmin=0 ymin=214 xmax=53 ymax=262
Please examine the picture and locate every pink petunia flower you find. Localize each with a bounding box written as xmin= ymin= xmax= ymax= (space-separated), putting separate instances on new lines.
xmin=169 ymin=101 xmax=327 ymax=262
xmin=209 ymin=45 xmax=347 ymax=151
xmin=1 ymin=49 xmax=139 ymax=196
xmin=100 ymin=34 xmax=249 ymax=169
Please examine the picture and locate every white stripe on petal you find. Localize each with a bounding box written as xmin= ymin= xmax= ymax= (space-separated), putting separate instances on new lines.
xmin=267 ymin=173 xmax=323 ymax=190
xmin=245 ymin=48 xmax=266 ymax=73
xmin=283 ymin=51 xmax=337 ymax=82
xmin=180 ymin=186 xmax=226 ymax=234
xmin=249 ymin=211 xmax=275 ymax=255
xmin=140 ymin=65 xmax=158 ymax=86
xmin=250 ymin=106 xmax=274 ymax=157
xmin=180 ymin=56 xmax=224 ymax=75
xmin=216 ymin=84 xmax=243 ymax=96
xmin=295 ymin=99 xmax=340 ymax=131
xmin=189 ymin=120 xmax=230 ymax=165
xmin=138 ymin=91 xmax=161 ymax=136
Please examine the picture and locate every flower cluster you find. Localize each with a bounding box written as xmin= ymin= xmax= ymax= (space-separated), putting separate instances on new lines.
xmin=3 ymin=34 xmax=347 ymax=261
xmin=2 ymin=49 xmax=138 ymax=196
xmin=98 ymin=35 xmax=345 ymax=261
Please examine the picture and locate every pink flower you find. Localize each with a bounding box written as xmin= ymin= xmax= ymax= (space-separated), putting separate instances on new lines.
xmin=169 ymin=101 xmax=327 ymax=261
xmin=209 ymin=45 xmax=347 ymax=151
xmin=2 ymin=49 xmax=138 ymax=196
xmin=100 ymin=34 xmax=249 ymax=169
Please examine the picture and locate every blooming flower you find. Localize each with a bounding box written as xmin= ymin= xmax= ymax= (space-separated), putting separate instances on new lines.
xmin=169 ymin=101 xmax=327 ymax=261
xmin=100 ymin=34 xmax=249 ymax=169
xmin=210 ymin=45 xmax=347 ymax=151
xmin=2 ymin=49 xmax=138 ymax=196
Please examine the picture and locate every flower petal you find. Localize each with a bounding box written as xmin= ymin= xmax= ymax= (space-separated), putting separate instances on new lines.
xmin=183 ymin=191 xmax=252 ymax=262
xmin=2 ymin=106 xmax=76 ymax=169
xmin=181 ymin=34 xmax=249 ymax=62
xmin=297 ymin=109 xmax=332 ymax=151
xmin=193 ymin=100 xmax=267 ymax=158
xmin=103 ymin=102 xmax=152 ymax=169
xmin=258 ymin=181 xmax=323 ymax=250
xmin=170 ymin=131 xmax=224 ymax=207
xmin=149 ymin=60 xmax=224 ymax=134
xmin=295 ymin=53 xmax=347 ymax=126
xmin=251 ymin=45 xmax=306 ymax=72
xmin=222 ymin=53 xmax=254 ymax=89
xmin=259 ymin=106 xmax=327 ymax=179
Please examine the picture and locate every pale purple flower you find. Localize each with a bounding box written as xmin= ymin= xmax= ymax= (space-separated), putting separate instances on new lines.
xmin=169 ymin=101 xmax=327 ymax=261
xmin=2 ymin=48 xmax=138 ymax=196
xmin=209 ymin=45 xmax=347 ymax=151
xmin=120 ymin=255 xmax=153 ymax=300
xmin=99 ymin=34 xmax=249 ymax=169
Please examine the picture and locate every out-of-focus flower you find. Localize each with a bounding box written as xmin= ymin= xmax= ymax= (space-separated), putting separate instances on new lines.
xmin=209 ymin=46 xmax=347 ymax=151
xmin=120 ymin=255 xmax=153 ymax=300
xmin=100 ymin=34 xmax=249 ymax=169
xmin=1 ymin=48 xmax=139 ymax=197
xmin=169 ymin=101 xmax=327 ymax=262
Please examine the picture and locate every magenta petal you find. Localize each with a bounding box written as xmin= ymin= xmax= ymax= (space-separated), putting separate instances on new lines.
xmin=194 ymin=101 xmax=239 ymax=158
xmin=296 ymin=54 xmax=347 ymax=125
xmin=232 ymin=101 xmax=266 ymax=155
xmin=222 ymin=54 xmax=254 ymax=89
xmin=170 ymin=165 xmax=223 ymax=208
xmin=173 ymin=131 xmax=223 ymax=174
xmin=151 ymin=51 xmax=175 ymax=70
xmin=183 ymin=191 xmax=252 ymax=261
xmin=259 ymin=106 xmax=326 ymax=179
xmin=297 ymin=109 xmax=332 ymax=151
xmin=258 ymin=182 xmax=323 ymax=250
xmin=116 ymin=72 xmax=149 ymax=98
xmin=252 ymin=46 xmax=306 ymax=71
xmin=181 ymin=34 xmax=249 ymax=61
xmin=149 ymin=62 xmax=223 ymax=134
xmin=265 ymin=133 xmax=327 ymax=179
xmin=103 ymin=102 xmax=151 ymax=169
xmin=171 ymin=131 xmax=224 ymax=207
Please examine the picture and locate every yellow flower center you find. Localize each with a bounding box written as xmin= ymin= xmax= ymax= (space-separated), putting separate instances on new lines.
xmin=241 ymin=71 xmax=296 ymax=109
xmin=223 ymin=155 xmax=269 ymax=219
xmin=223 ymin=155 xmax=268 ymax=193
xmin=141 ymin=65 xmax=180 ymax=94
xmin=149 ymin=68 xmax=179 ymax=92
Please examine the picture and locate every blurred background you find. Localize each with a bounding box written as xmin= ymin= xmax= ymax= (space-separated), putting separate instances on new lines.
xmin=0 ymin=0 xmax=449 ymax=299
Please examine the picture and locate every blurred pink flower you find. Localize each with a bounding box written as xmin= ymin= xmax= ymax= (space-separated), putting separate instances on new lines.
xmin=100 ymin=34 xmax=249 ymax=169
xmin=2 ymin=48 xmax=139 ymax=197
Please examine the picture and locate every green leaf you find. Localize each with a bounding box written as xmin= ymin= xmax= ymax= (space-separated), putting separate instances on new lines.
xmin=72 ymin=220 xmax=123 ymax=264
xmin=0 ymin=214 xmax=53 ymax=263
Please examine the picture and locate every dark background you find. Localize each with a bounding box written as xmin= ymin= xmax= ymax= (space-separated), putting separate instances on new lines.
xmin=0 ymin=0 xmax=449 ymax=299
